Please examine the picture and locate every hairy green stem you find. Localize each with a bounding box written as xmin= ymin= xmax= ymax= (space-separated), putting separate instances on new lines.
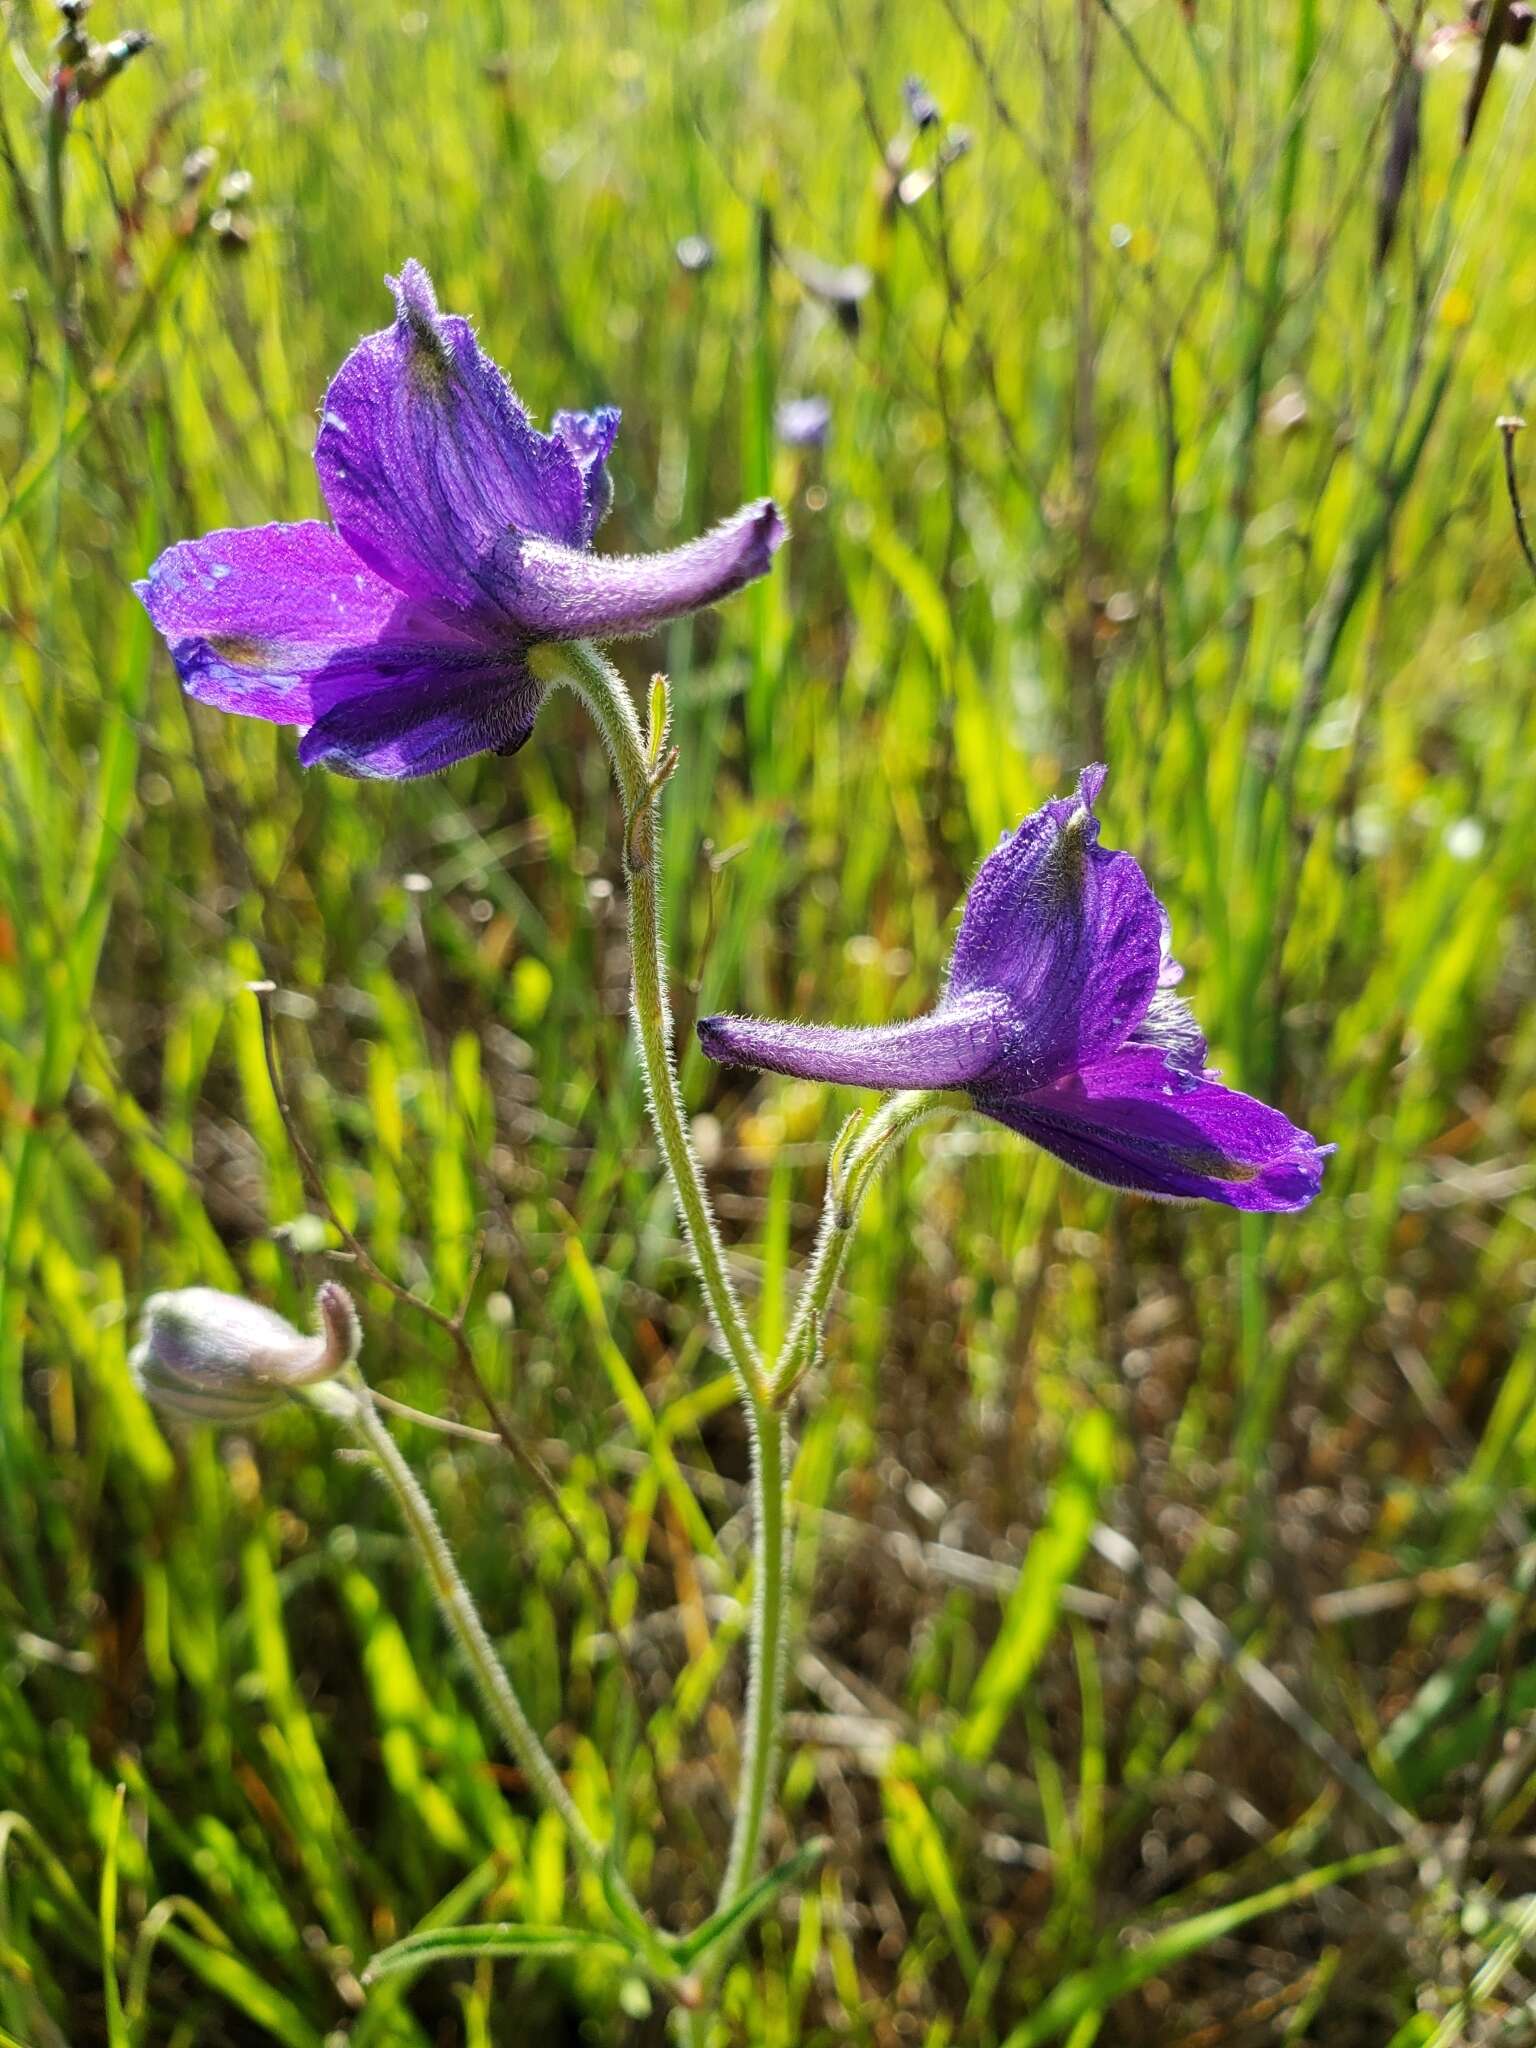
xmin=539 ymin=643 xmax=805 ymax=1936
xmin=535 ymin=641 xmax=790 ymax=1938
xmin=713 ymin=1094 xmax=951 ymax=1920
xmin=717 ymin=1400 xmax=787 ymax=1907
xmin=532 ymin=641 xmax=765 ymax=1403
xmin=772 ymin=1090 xmax=953 ymax=1407
xmin=338 ymin=1382 xmax=607 ymax=1868
xmin=532 ymin=645 xmax=950 ymax=1966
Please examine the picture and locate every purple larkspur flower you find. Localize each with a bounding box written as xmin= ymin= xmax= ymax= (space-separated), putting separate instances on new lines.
xmin=136 ymin=262 xmax=785 ymax=778
xmin=775 ymin=395 xmax=832 ymax=449
xmin=699 ymin=768 xmax=1330 ymax=1213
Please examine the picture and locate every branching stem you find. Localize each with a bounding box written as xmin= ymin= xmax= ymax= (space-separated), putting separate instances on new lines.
xmin=536 ymin=642 xmax=949 ymax=1980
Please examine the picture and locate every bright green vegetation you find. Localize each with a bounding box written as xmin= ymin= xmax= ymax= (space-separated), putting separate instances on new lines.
xmin=4 ymin=1 xmax=1536 ymax=2041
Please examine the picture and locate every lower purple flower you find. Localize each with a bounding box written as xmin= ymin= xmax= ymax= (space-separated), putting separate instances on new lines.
xmin=698 ymin=768 xmax=1330 ymax=1213
xmin=136 ymin=262 xmax=785 ymax=779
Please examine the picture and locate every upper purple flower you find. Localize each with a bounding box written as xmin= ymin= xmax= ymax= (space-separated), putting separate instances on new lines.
xmin=698 ymin=768 xmax=1330 ymax=1213
xmin=136 ymin=262 xmax=786 ymax=778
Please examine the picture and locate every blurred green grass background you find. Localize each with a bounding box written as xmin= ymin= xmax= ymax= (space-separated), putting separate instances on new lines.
xmin=4 ymin=0 xmax=1536 ymax=2041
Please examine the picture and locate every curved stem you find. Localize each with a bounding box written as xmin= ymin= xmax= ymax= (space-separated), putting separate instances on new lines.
xmin=533 ymin=641 xmax=765 ymax=1404
xmin=333 ymin=1379 xmax=682 ymax=1984
xmin=340 ymin=1382 xmax=608 ymax=1868
xmin=771 ymin=1090 xmax=953 ymax=1406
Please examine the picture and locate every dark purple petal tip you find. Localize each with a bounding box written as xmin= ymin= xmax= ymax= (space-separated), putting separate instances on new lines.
xmin=388 ymin=257 xmax=440 ymax=326
xmin=554 ymin=406 xmax=622 ymax=538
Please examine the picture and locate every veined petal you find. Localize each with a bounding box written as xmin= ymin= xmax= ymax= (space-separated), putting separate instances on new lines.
xmin=553 ymin=406 xmax=621 ymax=540
xmin=314 ymin=261 xmax=591 ymax=611
xmin=297 ymin=657 xmax=542 ymax=780
xmin=1126 ymin=987 xmax=1208 ymax=1073
xmin=1124 ymin=904 xmax=1206 ymax=1071
xmin=135 ymin=521 xmax=465 ymax=724
xmin=948 ymin=766 xmax=1163 ymax=1090
xmin=504 ymin=499 xmax=785 ymax=640
xmin=698 ymin=991 xmax=1012 ymax=1091
xmin=980 ymin=1048 xmax=1330 ymax=1213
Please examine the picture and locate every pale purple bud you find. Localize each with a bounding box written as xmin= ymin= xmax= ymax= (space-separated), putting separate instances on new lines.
xmin=131 ymin=1280 xmax=360 ymax=1423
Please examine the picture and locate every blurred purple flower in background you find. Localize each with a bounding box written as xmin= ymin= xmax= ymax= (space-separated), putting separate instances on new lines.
xmin=775 ymin=395 xmax=832 ymax=449
xmin=137 ymin=262 xmax=785 ymax=778
xmin=700 ymin=768 xmax=1329 ymax=1212
xmin=903 ymin=74 xmax=941 ymax=130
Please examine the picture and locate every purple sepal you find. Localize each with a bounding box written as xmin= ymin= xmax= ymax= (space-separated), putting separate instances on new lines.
xmin=297 ymin=658 xmax=541 ymax=779
xmin=980 ymin=1049 xmax=1331 ymax=1213
xmin=949 ymin=765 xmax=1163 ymax=1090
xmin=314 ymin=260 xmax=591 ymax=614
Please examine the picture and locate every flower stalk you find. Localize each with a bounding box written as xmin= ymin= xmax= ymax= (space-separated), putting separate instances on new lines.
xmin=531 ymin=640 xmax=766 ymax=1406
xmin=538 ymin=641 xmax=946 ymax=1979
xmin=331 ymin=1379 xmax=602 ymax=1857
xmin=771 ymin=1089 xmax=952 ymax=1408
xmin=315 ymin=1375 xmax=677 ymax=1982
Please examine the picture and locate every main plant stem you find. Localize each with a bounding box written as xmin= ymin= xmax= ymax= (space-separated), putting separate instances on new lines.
xmin=715 ymin=1098 xmax=946 ymax=1913
xmin=533 ymin=642 xmax=765 ymax=1406
xmin=534 ymin=644 xmax=947 ymax=1968
xmin=538 ymin=643 xmax=793 ymax=1927
xmin=717 ymin=1400 xmax=786 ymax=1904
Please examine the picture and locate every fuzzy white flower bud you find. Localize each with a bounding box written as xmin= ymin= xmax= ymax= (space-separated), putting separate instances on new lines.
xmin=130 ymin=1281 xmax=360 ymax=1422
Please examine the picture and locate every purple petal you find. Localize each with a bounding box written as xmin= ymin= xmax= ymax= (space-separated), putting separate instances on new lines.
xmin=297 ymin=657 xmax=541 ymax=780
xmin=553 ymin=406 xmax=621 ymax=539
xmin=980 ymin=1048 xmax=1330 ymax=1212
xmin=314 ymin=261 xmax=590 ymax=612
xmin=948 ymin=766 xmax=1163 ymax=1090
xmin=501 ymin=499 xmax=786 ymax=641
xmin=135 ymin=521 xmax=469 ymax=724
xmin=698 ymin=991 xmax=1012 ymax=1091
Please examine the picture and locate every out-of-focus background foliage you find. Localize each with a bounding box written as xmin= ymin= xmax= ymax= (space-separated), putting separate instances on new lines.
xmin=3 ymin=0 xmax=1536 ymax=2040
